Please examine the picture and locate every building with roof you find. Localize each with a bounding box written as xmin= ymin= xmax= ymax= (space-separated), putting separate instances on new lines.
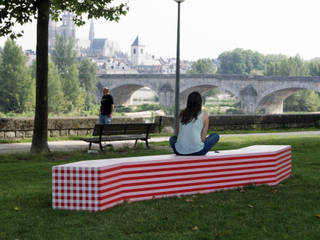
xmin=131 ymin=36 xmax=146 ymax=66
xmin=48 ymin=12 xmax=76 ymax=50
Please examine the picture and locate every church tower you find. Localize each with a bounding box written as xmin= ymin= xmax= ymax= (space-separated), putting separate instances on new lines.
xmin=131 ymin=36 xmax=145 ymax=66
xmin=89 ymin=19 xmax=95 ymax=43
xmin=60 ymin=12 xmax=76 ymax=40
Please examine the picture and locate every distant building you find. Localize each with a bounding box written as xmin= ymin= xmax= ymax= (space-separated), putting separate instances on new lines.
xmin=59 ymin=12 xmax=76 ymax=40
xmin=90 ymin=39 xmax=108 ymax=58
xmin=91 ymin=57 xmax=137 ymax=74
xmin=130 ymin=35 xmax=170 ymax=74
xmin=87 ymin=19 xmax=120 ymax=58
xmin=76 ymin=38 xmax=91 ymax=56
xmin=48 ymin=13 xmax=192 ymax=75
xmin=131 ymin=36 xmax=146 ymax=66
xmin=48 ymin=12 xmax=76 ymax=50
xmin=24 ymin=50 xmax=36 ymax=67
xmin=89 ymin=19 xmax=95 ymax=43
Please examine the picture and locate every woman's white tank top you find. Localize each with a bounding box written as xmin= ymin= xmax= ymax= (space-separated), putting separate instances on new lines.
xmin=175 ymin=112 xmax=204 ymax=154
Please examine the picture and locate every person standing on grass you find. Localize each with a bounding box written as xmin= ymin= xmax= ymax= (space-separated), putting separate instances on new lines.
xmin=99 ymin=87 xmax=114 ymax=124
xmin=169 ymin=91 xmax=220 ymax=155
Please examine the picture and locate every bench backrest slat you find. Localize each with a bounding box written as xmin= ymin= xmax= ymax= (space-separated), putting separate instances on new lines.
xmin=92 ymin=123 xmax=157 ymax=136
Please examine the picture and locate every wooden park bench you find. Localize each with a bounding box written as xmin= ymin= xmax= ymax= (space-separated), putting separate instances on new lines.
xmin=81 ymin=122 xmax=160 ymax=152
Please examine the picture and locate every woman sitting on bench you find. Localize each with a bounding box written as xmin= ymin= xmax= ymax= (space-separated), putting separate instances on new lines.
xmin=169 ymin=91 xmax=220 ymax=156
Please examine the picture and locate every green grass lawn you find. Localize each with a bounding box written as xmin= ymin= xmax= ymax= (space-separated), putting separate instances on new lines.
xmin=0 ymin=135 xmax=320 ymax=240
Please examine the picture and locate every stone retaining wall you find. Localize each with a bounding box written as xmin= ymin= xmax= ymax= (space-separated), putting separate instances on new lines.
xmin=1 ymin=114 xmax=320 ymax=139
xmin=161 ymin=114 xmax=320 ymax=132
xmin=0 ymin=117 xmax=146 ymax=139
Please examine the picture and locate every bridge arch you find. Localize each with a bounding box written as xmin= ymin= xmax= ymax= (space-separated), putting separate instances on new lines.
xmin=257 ymin=84 xmax=320 ymax=114
xmin=180 ymin=79 xmax=239 ymax=99
xmin=179 ymin=84 xmax=239 ymax=108
xmin=107 ymin=83 xmax=159 ymax=106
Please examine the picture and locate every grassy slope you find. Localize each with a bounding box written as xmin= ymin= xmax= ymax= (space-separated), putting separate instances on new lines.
xmin=0 ymin=135 xmax=319 ymax=240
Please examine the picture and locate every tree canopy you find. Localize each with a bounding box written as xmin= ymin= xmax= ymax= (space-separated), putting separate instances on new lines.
xmin=0 ymin=0 xmax=128 ymax=152
xmin=189 ymin=58 xmax=217 ymax=74
xmin=0 ymin=0 xmax=128 ymax=39
xmin=0 ymin=39 xmax=33 ymax=113
xmin=217 ymin=48 xmax=265 ymax=75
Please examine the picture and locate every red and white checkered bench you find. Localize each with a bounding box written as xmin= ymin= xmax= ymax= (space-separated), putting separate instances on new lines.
xmin=52 ymin=145 xmax=291 ymax=212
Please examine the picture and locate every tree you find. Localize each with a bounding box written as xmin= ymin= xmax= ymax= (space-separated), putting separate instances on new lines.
xmin=265 ymin=55 xmax=309 ymax=76
xmin=48 ymin=61 xmax=65 ymax=114
xmin=78 ymin=57 xmax=98 ymax=109
xmin=63 ymin=63 xmax=82 ymax=111
xmin=51 ymin=35 xmax=67 ymax=77
xmin=189 ymin=58 xmax=217 ymax=74
xmin=31 ymin=60 xmax=65 ymax=114
xmin=217 ymin=48 xmax=265 ymax=75
xmin=264 ymin=55 xmax=319 ymax=112
xmin=308 ymin=58 xmax=320 ymax=76
xmin=0 ymin=39 xmax=33 ymax=113
xmin=284 ymin=90 xmax=320 ymax=112
xmin=51 ymin=35 xmax=78 ymax=78
xmin=218 ymin=49 xmax=246 ymax=74
xmin=189 ymin=58 xmax=219 ymax=103
xmin=51 ymin=35 xmax=82 ymax=111
xmin=0 ymin=0 xmax=128 ymax=152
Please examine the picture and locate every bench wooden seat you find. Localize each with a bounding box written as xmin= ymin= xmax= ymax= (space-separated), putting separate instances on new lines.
xmin=81 ymin=123 xmax=159 ymax=151
xmin=52 ymin=145 xmax=292 ymax=212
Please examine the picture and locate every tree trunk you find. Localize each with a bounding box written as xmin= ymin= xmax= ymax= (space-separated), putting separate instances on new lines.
xmin=31 ymin=0 xmax=50 ymax=153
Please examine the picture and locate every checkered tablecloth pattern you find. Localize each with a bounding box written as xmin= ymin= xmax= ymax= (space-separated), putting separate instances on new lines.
xmin=52 ymin=145 xmax=291 ymax=212
xmin=52 ymin=167 xmax=100 ymax=211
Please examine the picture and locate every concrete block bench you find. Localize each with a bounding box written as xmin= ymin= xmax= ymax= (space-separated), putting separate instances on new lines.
xmin=52 ymin=145 xmax=291 ymax=212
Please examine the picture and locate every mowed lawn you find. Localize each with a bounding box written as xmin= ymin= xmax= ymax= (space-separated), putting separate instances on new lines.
xmin=0 ymin=134 xmax=319 ymax=240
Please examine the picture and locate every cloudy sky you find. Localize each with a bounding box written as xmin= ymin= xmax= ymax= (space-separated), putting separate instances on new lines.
xmin=1 ymin=0 xmax=320 ymax=60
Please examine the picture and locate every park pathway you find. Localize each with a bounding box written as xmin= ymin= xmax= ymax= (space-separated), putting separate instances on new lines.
xmin=0 ymin=131 xmax=319 ymax=154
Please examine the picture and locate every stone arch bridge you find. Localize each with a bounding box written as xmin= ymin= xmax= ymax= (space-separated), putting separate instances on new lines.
xmin=98 ymin=74 xmax=320 ymax=114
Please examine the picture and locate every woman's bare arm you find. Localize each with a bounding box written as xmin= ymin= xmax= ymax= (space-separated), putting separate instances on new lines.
xmin=201 ymin=112 xmax=209 ymax=142
xmin=175 ymin=117 xmax=180 ymax=136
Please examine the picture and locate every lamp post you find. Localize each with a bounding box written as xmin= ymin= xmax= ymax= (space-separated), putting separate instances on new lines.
xmin=173 ymin=0 xmax=185 ymax=135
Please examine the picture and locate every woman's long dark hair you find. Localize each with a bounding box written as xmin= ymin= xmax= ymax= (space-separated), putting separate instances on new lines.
xmin=179 ymin=91 xmax=202 ymax=125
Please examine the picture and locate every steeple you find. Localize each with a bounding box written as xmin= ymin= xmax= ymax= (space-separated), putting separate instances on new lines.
xmin=59 ymin=11 xmax=75 ymax=40
xmin=89 ymin=19 xmax=95 ymax=42
xmin=131 ymin=35 xmax=145 ymax=66
xmin=131 ymin=36 xmax=140 ymax=46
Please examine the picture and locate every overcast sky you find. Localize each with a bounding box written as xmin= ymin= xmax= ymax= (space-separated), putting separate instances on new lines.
xmin=1 ymin=0 xmax=320 ymax=60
